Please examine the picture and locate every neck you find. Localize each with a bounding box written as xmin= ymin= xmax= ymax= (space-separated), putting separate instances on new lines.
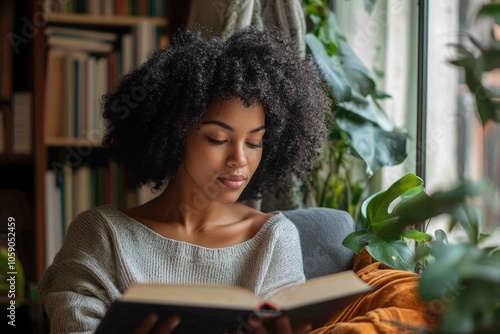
xmin=147 ymin=176 xmax=235 ymax=231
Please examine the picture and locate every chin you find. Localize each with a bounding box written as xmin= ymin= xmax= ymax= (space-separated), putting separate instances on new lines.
xmin=216 ymin=194 xmax=243 ymax=205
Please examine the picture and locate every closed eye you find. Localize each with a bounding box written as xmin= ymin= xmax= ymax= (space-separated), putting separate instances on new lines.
xmin=247 ymin=142 xmax=263 ymax=149
xmin=207 ymin=137 xmax=227 ymax=145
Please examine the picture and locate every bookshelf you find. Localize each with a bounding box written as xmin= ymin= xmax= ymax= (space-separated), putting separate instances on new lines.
xmin=23 ymin=1 xmax=172 ymax=332
xmin=0 ymin=0 xmax=191 ymax=332
xmin=33 ymin=2 xmax=170 ymax=280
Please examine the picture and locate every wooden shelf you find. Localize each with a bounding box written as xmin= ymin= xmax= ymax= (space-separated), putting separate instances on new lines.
xmin=0 ymin=153 xmax=33 ymax=165
xmin=45 ymin=137 xmax=104 ymax=147
xmin=46 ymin=13 xmax=168 ymax=27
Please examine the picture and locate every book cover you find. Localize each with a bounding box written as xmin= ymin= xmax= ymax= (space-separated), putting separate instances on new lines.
xmin=95 ymin=270 xmax=372 ymax=334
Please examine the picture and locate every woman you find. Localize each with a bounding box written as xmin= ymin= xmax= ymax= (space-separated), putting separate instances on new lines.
xmin=39 ymin=26 xmax=331 ymax=333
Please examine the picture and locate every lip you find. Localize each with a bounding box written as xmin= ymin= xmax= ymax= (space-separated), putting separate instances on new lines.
xmin=217 ymin=174 xmax=247 ymax=189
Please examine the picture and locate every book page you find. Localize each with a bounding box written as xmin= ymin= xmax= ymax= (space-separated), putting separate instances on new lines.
xmin=268 ymin=270 xmax=372 ymax=310
xmin=122 ymin=283 xmax=263 ymax=310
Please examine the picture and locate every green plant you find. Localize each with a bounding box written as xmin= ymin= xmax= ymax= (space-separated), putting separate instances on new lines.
xmin=330 ymin=2 xmax=500 ymax=332
xmin=419 ymin=235 xmax=500 ymax=334
xmin=0 ymin=246 xmax=25 ymax=307
xmin=343 ymin=171 xmax=499 ymax=333
xmin=302 ymin=0 xmax=408 ymax=218
xmin=449 ymin=1 xmax=500 ymax=125
xmin=342 ymin=173 xmax=485 ymax=270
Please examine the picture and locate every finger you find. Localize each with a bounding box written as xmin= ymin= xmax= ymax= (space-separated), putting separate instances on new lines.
xmin=248 ymin=315 xmax=267 ymax=334
xmin=152 ymin=315 xmax=181 ymax=334
xmin=132 ymin=313 xmax=158 ymax=334
xmin=275 ymin=316 xmax=312 ymax=334
xmin=275 ymin=315 xmax=293 ymax=334
xmin=294 ymin=322 xmax=313 ymax=334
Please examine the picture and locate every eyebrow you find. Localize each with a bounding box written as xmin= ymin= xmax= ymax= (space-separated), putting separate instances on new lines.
xmin=201 ymin=120 xmax=266 ymax=134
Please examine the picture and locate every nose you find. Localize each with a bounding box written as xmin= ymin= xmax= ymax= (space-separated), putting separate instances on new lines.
xmin=226 ymin=144 xmax=247 ymax=168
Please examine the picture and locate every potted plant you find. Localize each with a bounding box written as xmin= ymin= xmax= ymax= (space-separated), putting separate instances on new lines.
xmin=302 ymin=0 xmax=408 ymax=220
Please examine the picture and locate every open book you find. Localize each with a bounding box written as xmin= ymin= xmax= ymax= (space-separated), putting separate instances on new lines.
xmin=95 ymin=270 xmax=372 ymax=334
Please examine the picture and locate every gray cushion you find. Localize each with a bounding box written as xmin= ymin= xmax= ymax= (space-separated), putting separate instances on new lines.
xmin=281 ymin=207 xmax=355 ymax=279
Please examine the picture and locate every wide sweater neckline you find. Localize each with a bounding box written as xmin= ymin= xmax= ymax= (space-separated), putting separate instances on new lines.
xmin=97 ymin=204 xmax=285 ymax=254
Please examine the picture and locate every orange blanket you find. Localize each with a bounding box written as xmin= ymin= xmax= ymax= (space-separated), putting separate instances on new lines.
xmin=309 ymin=249 xmax=439 ymax=334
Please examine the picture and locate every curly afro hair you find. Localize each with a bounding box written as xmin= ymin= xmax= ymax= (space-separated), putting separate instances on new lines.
xmin=102 ymin=26 xmax=332 ymax=201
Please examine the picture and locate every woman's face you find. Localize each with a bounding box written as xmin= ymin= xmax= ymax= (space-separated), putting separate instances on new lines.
xmin=179 ymin=97 xmax=265 ymax=204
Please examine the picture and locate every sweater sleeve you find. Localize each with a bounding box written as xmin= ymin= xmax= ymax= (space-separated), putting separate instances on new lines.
xmin=38 ymin=209 xmax=123 ymax=334
xmin=257 ymin=216 xmax=306 ymax=299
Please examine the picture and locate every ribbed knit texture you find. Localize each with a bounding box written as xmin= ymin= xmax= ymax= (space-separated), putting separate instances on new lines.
xmin=38 ymin=205 xmax=305 ymax=334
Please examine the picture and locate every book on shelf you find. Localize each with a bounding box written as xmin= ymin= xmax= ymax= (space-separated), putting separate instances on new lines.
xmin=44 ymin=170 xmax=63 ymax=266
xmin=121 ymin=33 xmax=134 ymax=73
xmin=133 ymin=21 xmax=158 ymax=64
xmin=0 ymin=104 xmax=12 ymax=154
xmin=44 ymin=48 xmax=110 ymax=140
xmin=47 ymin=35 xmax=115 ymax=53
xmin=73 ymin=164 xmax=92 ymax=219
xmin=43 ymin=20 xmax=166 ymax=141
xmin=12 ymin=92 xmax=32 ymax=154
xmin=44 ymin=0 xmax=166 ymax=17
xmin=44 ymin=49 xmax=65 ymax=137
xmin=95 ymin=270 xmax=373 ymax=334
xmin=43 ymin=158 xmax=135 ymax=270
xmin=45 ymin=26 xmax=118 ymax=43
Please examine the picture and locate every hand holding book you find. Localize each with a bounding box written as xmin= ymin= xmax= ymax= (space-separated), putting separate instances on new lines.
xmin=96 ymin=270 xmax=372 ymax=334
xmin=131 ymin=313 xmax=312 ymax=334
xmin=132 ymin=314 xmax=181 ymax=334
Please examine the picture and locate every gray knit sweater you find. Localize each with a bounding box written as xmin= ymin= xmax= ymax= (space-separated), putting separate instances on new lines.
xmin=38 ymin=205 xmax=306 ymax=333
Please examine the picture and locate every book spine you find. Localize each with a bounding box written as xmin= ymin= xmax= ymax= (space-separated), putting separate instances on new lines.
xmin=12 ymin=92 xmax=32 ymax=154
xmin=45 ymin=170 xmax=63 ymax=266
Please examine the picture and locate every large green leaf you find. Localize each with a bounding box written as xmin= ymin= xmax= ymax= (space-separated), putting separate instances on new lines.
xmin=476 ymin=3 xmax=500 ymax=25
xmin=438 ymin=303 xmax=476 ymax=334
xmin=364 ymin=237 xmax=415 ymax=271
xmin=304 ymin=3 xmax=408 ymax=179
xmin=335 ymin=115 xmax=407 ymax=176
xmin=363 ymin=173 xmax=423 ymax=230
xmin=393 ymin=180 xmax=487 ymax=226
xmin=342 ymin=229 xmax=372 ymax=255
xmin=306 ymin=33 xmax=380 ymax=102
xmin=419 ymin=239 xmax=500 ymax=333
xmin=402 ymin=229 xmax=432 ymax=242
xmin=337 ymin=92 xmax=395 ymax=129
xmin=450 ymin=205 xmax=480 ymax=245
xmin=448 ymin=41 xmax=500 ymax=125
xmin=342 ymin=231 xmax=415 ymax=271
xmin=335 ymin=40 xmax=377 ymax=97
xmin=474 ymin=86 xmax=498 ymax=125
xmin=317 ymin=10 xmax=345 ymax=55
xmin=419 ymin=242 xmax=468 ymax=300
xmin=478 ymin=47 xmax=500 ymax=72
xmin=306 ymin=33 xmax=351 ymax=101
xmin=434 ymin=229 xmax=448 ymax=244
